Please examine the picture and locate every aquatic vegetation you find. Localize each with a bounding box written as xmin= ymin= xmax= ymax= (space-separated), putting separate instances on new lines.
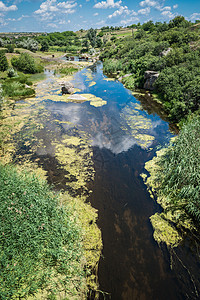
xmin=89 ymin=81 xmax=96 ymax=87
xmin=53 ymin=133 xmax=95 ymax=194
xmin=120 ymin=102 xmax=155 ymax=149
xmin=150 ymin=213 xmax=182 ymax=247
xmin=103 ymin=77 xmax=116 ymax=82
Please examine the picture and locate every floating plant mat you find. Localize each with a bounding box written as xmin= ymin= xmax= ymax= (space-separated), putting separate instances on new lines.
xmin=120 ymin=101 xmax=155 ymax=149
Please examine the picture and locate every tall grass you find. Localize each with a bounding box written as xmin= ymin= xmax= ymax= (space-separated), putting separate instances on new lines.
xmin=155 ymin=115 xmax=200 ymax=222
xmin=0 ymin=164 xmax=85 ymax=299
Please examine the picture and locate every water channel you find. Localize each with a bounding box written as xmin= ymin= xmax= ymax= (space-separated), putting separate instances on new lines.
xmin=11 ymin=62 xmax=200 ymax=299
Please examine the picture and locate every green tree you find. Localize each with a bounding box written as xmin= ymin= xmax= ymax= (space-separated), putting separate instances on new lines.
xmin=87 ymin=28 xmax=97 ymax=48
xmin=0 ymin=51 xmax=8 ymax=71
xmin=6 ymin=44 xmax=14 ymax=53
xmin=40 ymin=39 xmax=49 ymax=52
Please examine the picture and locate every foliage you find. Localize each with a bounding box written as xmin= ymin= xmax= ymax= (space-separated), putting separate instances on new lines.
xmin=40 ymin=39 xmax=49 ymax=52
xmin=59 ymin=66 xmax=78 ymax=75
xmin=16 ymin=38 xmax=39 ymax=52
xmin=87 ymin=28 xmax=97 ymax=48
xmin=0 ymin=51 xmax=8 ymax=72
xmin=0 ymin=164 xmax=85 ymax=299
xmin=7 ymin=67 xmax=17 ymax=78
xmin=152 ymin=116 xmax=200 ymax=222
xmin=11 ymin=53 xmax=43 ymax=74
xmin=6 ymin=44 xmax=14 ymax=53
xmin=101 ymin=16 xmax=200 ymax=123
xmin=2 ymin=81 xmax=35 ymax=99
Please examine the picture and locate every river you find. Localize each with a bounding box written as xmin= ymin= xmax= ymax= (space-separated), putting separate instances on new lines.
xmin=9 ymin=62 xmax=200 ymax=299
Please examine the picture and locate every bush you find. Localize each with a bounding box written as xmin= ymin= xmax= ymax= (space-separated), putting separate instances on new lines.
xmin=0 ymin=51 xmax=8 ymax=72
xmin=6 ymin=44 xmax=14 ymax=53
xmin=11 ymin=53 xmax=43 ymax=74
xmin=7 ymin=68 xmax=17 ymax=78
xmin=0 ymin=164 xmax=85 ymax=299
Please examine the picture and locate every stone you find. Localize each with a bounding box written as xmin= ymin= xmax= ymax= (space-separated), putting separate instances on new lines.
xmin=61 ymin=81 xmax=74 ymax=94
xmin=160 ymin=47 xmax=172 ymax=57
xmin=143 ymin=71 xmax=159 ymax=91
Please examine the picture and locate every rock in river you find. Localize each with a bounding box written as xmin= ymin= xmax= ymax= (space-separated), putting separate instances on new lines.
xmin=143 ymin=71 xmax=159 ymax=91
xmin=61 ymin=81 xmax=74 ymax=94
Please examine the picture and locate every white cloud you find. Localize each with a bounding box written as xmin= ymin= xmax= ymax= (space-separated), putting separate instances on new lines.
xmin=190 ymin=13 xmax=200 ymax=20
xmin=138 ymin=7 xmax=150 ymax=15
xmin=139 ymin=0 xmax=171 ymax=12
xmin=108 ymin=5 xmax=138 ymax=19
xmin=35 ymin=0 xmax=77 ymax=21
xmin=47 ymin=22 xmax=58 ymax=28
xmin=161 ymin=10 xmax=175 ymax=18
xmin=93 ymin=12 xmax=99 ymax=16
xmin=140 ymin=0 xmax=157 ymax=7
xmin=173 ymin=4 xmax=178 ymax=9
xmin=120 ymin=16 xmax=139 ymax=25
xmin=94 ymin=0 xmax=122 ymax=9
xmin=0 ymin=1 xmax=17 ymax=12
xmin=161 ymin=6 xmax=171 ymax=11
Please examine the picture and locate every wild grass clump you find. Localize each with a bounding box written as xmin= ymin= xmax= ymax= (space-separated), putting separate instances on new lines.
xmin=58 ymin=66 xmax=78 ymax=75
xmin=0 ymin=164 xmax=85 ymax=299
xmin=152 ymin=115 xmax=200 ymax=222
xmin=2 ymin=81 xmax=35 ymax=99
xmin=103 ymin=59 xmax=123 ymax=74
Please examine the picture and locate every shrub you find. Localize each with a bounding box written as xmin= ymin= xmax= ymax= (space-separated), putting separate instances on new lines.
xmin=7 ymin=68 xmax=17 ymax=78
xmin=6 ymin=44 xmax=14 ymax=53
xmin=0 ymin=164 xmax=85 ymax=299
xmin=11 ymin=53 xmax=43 ymax=74
xmin=0 ymin=51 xmax=8 ymax=72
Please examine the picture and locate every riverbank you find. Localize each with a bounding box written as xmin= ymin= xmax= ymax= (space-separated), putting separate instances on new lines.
xmin=0 ymin=59 xmax=102 ymax=298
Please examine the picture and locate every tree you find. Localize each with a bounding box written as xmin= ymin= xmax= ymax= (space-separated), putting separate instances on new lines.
xmin=6 ymin=44 xmax=14 ymax=53
xmin=96 ymin=37 xmax=103 ymax=48
xmin=87 ymin=28 xmax=97 ymax=48
xmin=82 ymin=39 xmax=89 ymax=50
xmin=0 ymin=51 xmax=8 ymax=71
xmin=40 ymin=40 xmax=49 ymax=52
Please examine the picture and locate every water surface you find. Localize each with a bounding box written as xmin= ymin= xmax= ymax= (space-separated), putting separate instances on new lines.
xmin=12 ymin=62 xmax=200 ymax=299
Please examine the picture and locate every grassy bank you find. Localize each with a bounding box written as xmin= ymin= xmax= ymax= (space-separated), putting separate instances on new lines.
xmin=142 ymin=115 xmax=200 ymax=247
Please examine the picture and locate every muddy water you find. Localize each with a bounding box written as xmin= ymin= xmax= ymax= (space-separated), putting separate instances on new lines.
xmin=11 ymin=63 xmax=200 ymax=299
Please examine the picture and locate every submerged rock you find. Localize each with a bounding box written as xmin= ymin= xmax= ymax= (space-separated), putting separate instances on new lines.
xmin=143 ymin=71 xmax=159 ymax=91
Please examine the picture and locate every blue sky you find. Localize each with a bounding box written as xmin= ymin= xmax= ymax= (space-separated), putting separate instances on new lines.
xmin=0 ymin=0 xmax=200 ymax=32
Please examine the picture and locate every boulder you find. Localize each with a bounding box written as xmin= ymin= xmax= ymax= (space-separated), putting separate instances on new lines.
xmin=143 ymin=71 xmax=159 ymax=91
xmin=61 ymin=81 xmax=74 ymax=94
xmin=160 ymin=47 xmax=172 ymax=57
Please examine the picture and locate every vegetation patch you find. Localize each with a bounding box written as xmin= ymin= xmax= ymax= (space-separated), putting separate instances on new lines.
xmin=143 ymin=116 xmax=200 ymax=246
xmin=120 ymin=101 xmax=155 ymax=149
xmin=0 ymin=164 xmax=86 ymax=299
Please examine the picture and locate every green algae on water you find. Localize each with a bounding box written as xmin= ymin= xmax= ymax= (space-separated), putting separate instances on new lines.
xmin=120 ymin=101 xmax=155 ymax=149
